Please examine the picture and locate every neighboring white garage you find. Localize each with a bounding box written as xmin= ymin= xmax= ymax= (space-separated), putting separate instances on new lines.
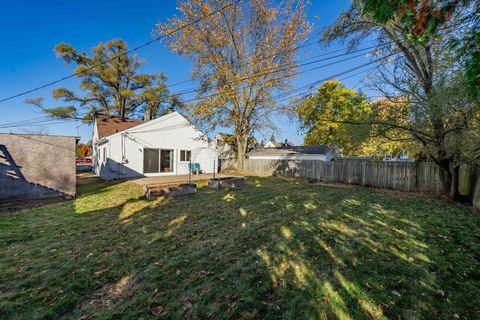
xmin=247 ymin=144 xmax=340 ymax=161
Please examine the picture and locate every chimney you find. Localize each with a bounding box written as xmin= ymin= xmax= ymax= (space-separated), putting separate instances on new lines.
xmin=168 ymin=106 xmax=175 ymax=114
xmin=144 ymin=109 xmax=152 ymax=122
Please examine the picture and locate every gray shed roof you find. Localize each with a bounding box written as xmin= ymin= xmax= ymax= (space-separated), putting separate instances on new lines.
xmin=248 ymin=144 xmax=336 ymax=157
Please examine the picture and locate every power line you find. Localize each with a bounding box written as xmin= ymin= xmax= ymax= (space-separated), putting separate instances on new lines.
xmin=0 ymin=118 xmax=78 ymax=129
xmin=171 ymin=53 xmax=398 ymax=110
xmin=0 ymin=40 xmax=391 ymax=129
xmin=0 ymin=48 xmax=389 ymax=129
xmin=0 ymin=116 xmax=51 ymax=127
xmin=0 ymin=113 xmax=88 ymax=129
xmin=166 ymin=37 xmax=322 ymax=88
xmin=0 ymin=42 xmax=386 ymax=129
xmin=121 ymin=57 xmax=395 ymax=136
xmin=97 ymin=56 xmax=398 ymax=136
xmin=0 ymin=0 xmax=241 ymax=104
xmin=170 ymin=44 xmax=380 ymax=97
xmin=0 ymin=113 xmax=82 ymax=129
xmin=166 ymin=38 xmax=377 ymax=89
xmin=177 ymin=49 xmax=389 ymax=105
xmin=278 ymin=64 xmax=382 ymax=103
xmin=3 ymin=57 xmax=394 ymax=133
xmin=1 ymin=12 xmax=469 ymax=105
xmin=274 ymin=53 xmax=396 ymax=104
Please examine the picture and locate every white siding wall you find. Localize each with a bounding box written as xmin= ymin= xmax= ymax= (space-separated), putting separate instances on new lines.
xmin=95 ymin=113 xmax=218 ymax=180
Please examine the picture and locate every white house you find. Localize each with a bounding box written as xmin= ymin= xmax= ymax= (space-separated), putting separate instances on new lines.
xmin=92 ymin=112 xmax=218 ymax=180
xmin=247 ymin=144 xmax=340 ymax=161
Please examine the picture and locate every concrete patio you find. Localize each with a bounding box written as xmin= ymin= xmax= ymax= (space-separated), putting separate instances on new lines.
xmin=132 ymin=173 xmax=239 ymax=187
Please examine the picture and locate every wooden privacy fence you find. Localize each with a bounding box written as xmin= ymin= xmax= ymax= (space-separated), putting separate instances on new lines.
xmin=242 ymin=159 xmax=452 ymax=193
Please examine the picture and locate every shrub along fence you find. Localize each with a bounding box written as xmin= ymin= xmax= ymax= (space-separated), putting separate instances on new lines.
xmin=237 ymin=158 xmax=480 ymax=208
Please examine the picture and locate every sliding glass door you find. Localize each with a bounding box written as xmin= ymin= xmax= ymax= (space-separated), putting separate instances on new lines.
xmin=143 ymin=148 xmax=174 ymax=174
xmin=160 ymin=149 xmax=173 ymax=172
xmin=143 ymin=149 xmax=159 ymax=173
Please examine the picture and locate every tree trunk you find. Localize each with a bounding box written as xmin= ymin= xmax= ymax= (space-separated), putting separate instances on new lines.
xmin=438 ymin=160 xmax=462 ymax=202
xmin=439 ymin=166 xmax=453 ymax=197
xmin=450 ymin=164 xmax=461 ymax=201
xmin=236 ymin=135 xmax=247 ymax=172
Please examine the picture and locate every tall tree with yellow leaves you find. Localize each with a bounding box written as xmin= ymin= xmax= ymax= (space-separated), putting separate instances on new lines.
xmin=156 ymin=0 xmax=310 ymax=170
xmin=322 ymin=0 xmax=479 ymax=201
xmin=296 ymin=80 xmax=420 ymax=158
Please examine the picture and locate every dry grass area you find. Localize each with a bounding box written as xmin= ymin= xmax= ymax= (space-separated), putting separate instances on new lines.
xmin=1 ymin=177 xmax=479 ymax=319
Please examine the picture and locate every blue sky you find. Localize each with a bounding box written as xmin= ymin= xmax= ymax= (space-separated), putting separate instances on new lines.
xmin=0 ymin=0 xmax=374 ymax=144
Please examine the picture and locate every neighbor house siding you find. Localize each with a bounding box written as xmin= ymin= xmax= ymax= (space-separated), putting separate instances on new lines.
xmin=92 ymin=119 xmax=100 ymax=176
xmin=0 ymin=134 xmax=76 ymax=200
xmin=248 ymin=154 xmax=331 ymax=161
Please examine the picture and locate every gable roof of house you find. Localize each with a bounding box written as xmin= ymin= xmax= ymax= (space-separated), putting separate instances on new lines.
xmin=94 ymin=112 xmax=212 ymax=146
xmin=95 ymin=114 xmax=144 ymax=139
xmin=265 ymin=140 xmax=294 ymax=148
xmin=248 ymin=144 xmax=337 ymax=157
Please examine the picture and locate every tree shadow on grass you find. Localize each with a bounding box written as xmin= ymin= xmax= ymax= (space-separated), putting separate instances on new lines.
xmin=272 ymin=184 xmax=477 ymax=319
xmin=195 ymin=177 xmax=480 ymax=319
xmin=0 ymin=184 xmax=176 ymax=319
xmin=1 ymin=177 xmax=479 ymax=319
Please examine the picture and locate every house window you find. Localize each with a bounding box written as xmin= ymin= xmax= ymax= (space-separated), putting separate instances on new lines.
xmin=144 ymin=149 xmax=159 ymax=173
xmin=180 ymin=150 xmax=191 ymax=162
xmin=143 ymin=149 xmax=174 ymax=173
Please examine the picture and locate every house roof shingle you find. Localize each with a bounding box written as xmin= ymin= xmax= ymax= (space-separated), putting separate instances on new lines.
xmin=95 ymin=114 xmax=144 ymax=139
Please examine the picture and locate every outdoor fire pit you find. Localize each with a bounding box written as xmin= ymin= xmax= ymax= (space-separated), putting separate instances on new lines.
xmin=208 ymin=176 xmax=246 ymax=189
xmin=144 ymin=183 xmax=197 ymax=200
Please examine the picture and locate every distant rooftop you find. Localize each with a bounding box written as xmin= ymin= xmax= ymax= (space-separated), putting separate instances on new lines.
xmin=249 ymin=144 xmax=337 ymax=157
xmin=264 ymin=140 xmax=294 ymax=148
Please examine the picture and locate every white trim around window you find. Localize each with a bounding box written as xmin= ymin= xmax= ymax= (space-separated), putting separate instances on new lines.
xmin=180 ymin=150 xmax=191 ymax=162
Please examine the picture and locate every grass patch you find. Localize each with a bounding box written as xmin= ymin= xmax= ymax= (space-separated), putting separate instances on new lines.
xmin=0 ymin=177 xmax=479 ymax=319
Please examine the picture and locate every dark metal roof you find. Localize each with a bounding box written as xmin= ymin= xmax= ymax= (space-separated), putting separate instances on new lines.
xmin=248 ymin=144 xmax=336 ymax=156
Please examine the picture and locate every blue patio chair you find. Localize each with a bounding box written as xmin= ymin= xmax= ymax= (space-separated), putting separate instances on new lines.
xmin=188 ymin=162 xmax=198 ymax=174
xmin=193 ymin=162 xmax=204 ymax=174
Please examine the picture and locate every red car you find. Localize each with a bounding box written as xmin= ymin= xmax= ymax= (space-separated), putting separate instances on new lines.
xmin=76 ymin=157 xmax=93 ymax=165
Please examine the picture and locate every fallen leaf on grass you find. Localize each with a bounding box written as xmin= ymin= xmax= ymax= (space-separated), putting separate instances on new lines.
xmin=183 ymin=301 xmax=192 ymax=311
xmin=151 ymin=305 xmax=163 ymax=316
xmin=94 ymin=268 xmax=109 ymax=276
xmin=391 ymin=290 xmax=401 ymax=297
xmin=378 ymin=305 xmax=384 ymax=314
xmin=200 ymin=270 xmax=213 ymax=276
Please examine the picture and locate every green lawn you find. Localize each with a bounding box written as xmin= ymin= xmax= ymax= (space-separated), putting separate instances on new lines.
xmin=1 ymin=177 xmax=479 ymax=319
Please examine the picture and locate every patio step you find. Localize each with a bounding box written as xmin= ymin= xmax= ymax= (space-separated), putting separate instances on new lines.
xmin=143 ymin=183 xmax=197 ymax=200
